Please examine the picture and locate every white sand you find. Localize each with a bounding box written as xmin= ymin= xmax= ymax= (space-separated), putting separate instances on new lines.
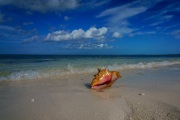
xmin=0 ymin=66 xmax=180 ymax=120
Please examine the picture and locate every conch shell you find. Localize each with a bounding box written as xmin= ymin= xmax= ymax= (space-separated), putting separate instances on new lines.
xmin=91 ymin=68 xmax=121 ymax=90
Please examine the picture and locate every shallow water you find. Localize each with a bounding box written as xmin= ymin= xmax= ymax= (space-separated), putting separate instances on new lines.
xmin=0 ymin=55 xmax=180 ymax=81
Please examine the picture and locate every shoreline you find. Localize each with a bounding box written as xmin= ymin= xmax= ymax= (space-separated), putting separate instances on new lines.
xmin=0 ymin=67 xmax=180 ymax=120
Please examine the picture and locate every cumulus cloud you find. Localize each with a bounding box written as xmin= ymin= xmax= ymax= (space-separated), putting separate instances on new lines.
xmin=45 ymin=27 xmax=108 ymax=41
xmin=93 ymin=43 xmax=113 ymax=49
xmin=0 ymin=0 xmax=79 ymax=13
xmin=63 ymin=43 xmax=113 ymax=49
xmin=112 ymin=32 xmax=122 ymax=38
xmin=95 ymin=43 xmax=112 ymax=49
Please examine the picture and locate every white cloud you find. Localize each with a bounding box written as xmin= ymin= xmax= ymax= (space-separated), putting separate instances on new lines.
xmin=0 ymin=24 xmax=40 ymax=45
xmin=0 ymin=25 xmax=15 ymax=31
xmin=149 ymin=21 xmax=164 ymax=26
xmin=64 ymin=43 xmax=113 ymax=49
xmin=164 ymin=1 xmax=180 ymax=12
xmin=97 ymin=0 xmax=163 ymax=35
xmin=81 ymin=0 xmax=110 ymax=9
xmin=0 ymin=25 xmax=37 ymax=42
xmin=64 ymin=16 xmax=69 ymax=21
xmin=97 ymin=6 xmax=146 ymax=19
xmin=95 ymin=43 xmax=112 ymax=49
xmin=112 ymin=32 xmax=122 ymax=38
xmin=45 ymin=27 xmax=108 ymax=41
xmin=97 ymin=44 xmax=104 ymax=48
xmin=97 ymin=1 xmax=147 ymax=35
xmin=143 ymin=1 xmax=177 ymax=27
xmin=163 ymin=24 xmax=180 ymax=31
xmin=85 ymin=27 xmax=107 ymax=39
xmin=0 ymin=25 xmax=16 ymax=38
xmin=23 ymin=35 xmax=38 ymax=43
xmin=163 ymin=15 xmax=173 ymax=20
xmin=149 ymin=14 xmax=173 ymax=26
xmin=0 ymin=0 xmax=79 ymax=13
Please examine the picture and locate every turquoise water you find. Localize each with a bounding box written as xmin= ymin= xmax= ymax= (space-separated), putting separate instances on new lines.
xmin=0 ymin=55 xmax=180 ymax=80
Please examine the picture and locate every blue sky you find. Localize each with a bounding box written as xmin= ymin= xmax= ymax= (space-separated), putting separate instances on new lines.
xmin=0 ymin=0 xmax=180 ymax=55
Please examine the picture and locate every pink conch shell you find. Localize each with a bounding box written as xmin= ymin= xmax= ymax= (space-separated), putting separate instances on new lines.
xmin=91 ymin=68 xmax=121 ymax=90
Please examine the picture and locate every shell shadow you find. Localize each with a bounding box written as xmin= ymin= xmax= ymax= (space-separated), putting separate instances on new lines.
xmin=84 ymin=83 xmax=91 ymax=89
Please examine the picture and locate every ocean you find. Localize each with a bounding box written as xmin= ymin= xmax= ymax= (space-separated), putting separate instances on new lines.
xmin=0 ymin=55 xmax=180 ymax=81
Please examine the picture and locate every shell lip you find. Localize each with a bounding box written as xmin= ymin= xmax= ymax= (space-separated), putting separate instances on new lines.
xmin=91 ymin=79 xmax=112 ymax=89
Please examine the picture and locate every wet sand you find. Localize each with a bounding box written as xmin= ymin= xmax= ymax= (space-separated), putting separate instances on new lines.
xmin=0 ymin=66 xmax=180 ymax=120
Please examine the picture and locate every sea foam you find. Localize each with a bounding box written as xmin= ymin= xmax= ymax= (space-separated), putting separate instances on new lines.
xmin=1 ymin=60 xmax=179 ymax=81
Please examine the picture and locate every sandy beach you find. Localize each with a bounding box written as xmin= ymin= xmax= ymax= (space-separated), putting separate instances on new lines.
xmin=1 ymin=0 xmax=180 ymax=119
xmin=0 ymin=66 xmax=180 ymax=120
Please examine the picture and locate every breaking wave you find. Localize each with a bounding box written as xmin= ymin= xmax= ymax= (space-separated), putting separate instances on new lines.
xmin=0 ymin=61 xmax=180 ymax=81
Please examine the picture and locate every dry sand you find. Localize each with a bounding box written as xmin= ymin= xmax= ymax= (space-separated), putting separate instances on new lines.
xmin=0 ymin=67 xmax=180 ymax=120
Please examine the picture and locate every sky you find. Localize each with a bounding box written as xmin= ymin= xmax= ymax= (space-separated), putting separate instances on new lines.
xmin=0 ymin=0 xmax=180 ymax=55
